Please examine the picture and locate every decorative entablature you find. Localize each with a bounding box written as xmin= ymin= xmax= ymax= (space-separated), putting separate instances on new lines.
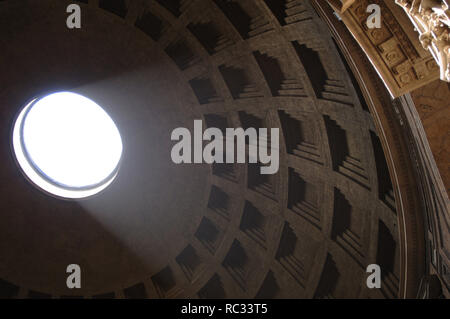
xmin=395 ymin=0 xmax=450 ymax=82
xmin=326 ymin=0 xmax=440 ymax=97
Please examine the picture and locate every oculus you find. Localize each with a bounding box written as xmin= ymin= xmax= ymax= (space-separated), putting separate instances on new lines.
xmin=12 ymin=91 xmax=123 ymax=199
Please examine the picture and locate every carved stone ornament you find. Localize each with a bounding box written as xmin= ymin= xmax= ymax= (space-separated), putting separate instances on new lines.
xmin=396 ymin=0 xmax=450 ymax=82
xmin=324 ymin=0 xmax=440 ymax=96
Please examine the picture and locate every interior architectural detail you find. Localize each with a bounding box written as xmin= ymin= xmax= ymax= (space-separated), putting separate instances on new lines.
xmin=0 ymin=0 xmax=447 ymax=300
xmin=327 ymin=0 xmax=356 ymax=13
xmin=396 ymin=0 xmax=450 ymax=82
xmin=327 ymin=0 xmax=440 ymax=96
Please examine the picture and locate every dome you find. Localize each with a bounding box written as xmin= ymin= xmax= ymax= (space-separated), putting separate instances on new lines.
xmin=0 ymin=0 xmax=447 ymax=299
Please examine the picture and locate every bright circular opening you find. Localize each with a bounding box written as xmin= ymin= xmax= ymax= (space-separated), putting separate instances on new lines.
xmin=12 ymin=91 xmax=123 ymax=199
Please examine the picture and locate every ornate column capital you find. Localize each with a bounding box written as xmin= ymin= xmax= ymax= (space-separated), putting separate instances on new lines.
xmin=396 ymin=0 xmax=450 ymax=81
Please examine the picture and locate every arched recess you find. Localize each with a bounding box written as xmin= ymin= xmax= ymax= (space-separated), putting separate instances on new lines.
xmin=311 ymin=0 xmax=426 ymax=298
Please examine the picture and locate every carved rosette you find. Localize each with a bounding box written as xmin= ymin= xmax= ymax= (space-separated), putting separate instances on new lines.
xmin=396 ymin=0 xmax=450 ymax=82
